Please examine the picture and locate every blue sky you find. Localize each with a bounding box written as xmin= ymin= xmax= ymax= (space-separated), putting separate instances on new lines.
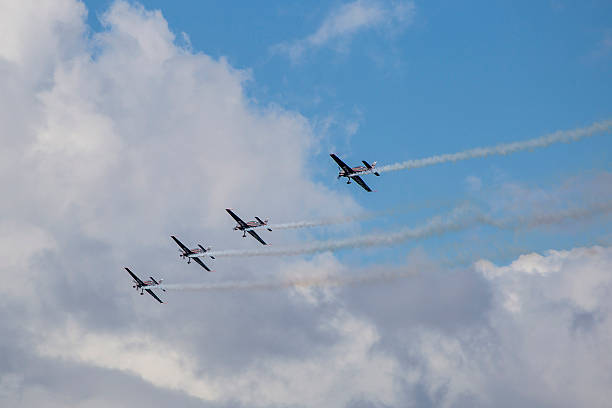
xmin=82 ymin=0 xmax=612 ymax=264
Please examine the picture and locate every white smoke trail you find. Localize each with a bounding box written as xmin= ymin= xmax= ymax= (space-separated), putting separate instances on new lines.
xmin=269 ymin=215 xmax=371 ymax=230
xmin=268 ymin=200 xmax=456 ymax=230
xmin=202 ymin=201 xmax=612 ymax=259
xmin=153 ymin=204 xmax=612 ymax=294
xmin=206 ymin=207 xmax=474 ymax=258
xmin=376 ymin=120 xmax=612 ymax=173
xmin=268 ymin=209 xmax=394 ymax=230
xmin=148 ymin=268 xmax=420 ymax=293
xmin=250 ymin=121 xmax=612 ymax=233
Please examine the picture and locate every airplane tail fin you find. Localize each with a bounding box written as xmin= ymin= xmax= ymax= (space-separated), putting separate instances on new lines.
xmin=362 ymin=160 xmax=380 ymax=176
xmin=256 ymin=217 xmax=273 ymax=231
xmin=256 ymin=216 xmax=271 ymax=230
xmin=149 ymin=277 xmax=166 ymax=291
xmin=198 ymin=244 xmax=215 ymax=259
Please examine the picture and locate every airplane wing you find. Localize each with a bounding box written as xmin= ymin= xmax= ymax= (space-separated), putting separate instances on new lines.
xmin=330 ymin=154 xmax=354 ymax=174
xmin=171 ymin=235 xmax=192 ymax=254
xmin=192 ymin=256 xmax=212 ymax=271
xmin=352 ymin=175 xmax=373 ymax=192
xmin=145 ymin=288 xmax=164 ymax=304
xmin=226 ymin=209 xmax=249 ymax=228
xmin=247 ymin=229 xmax=267 ymax=245
xmin=125 ymin=267 xmax=145 ymax=286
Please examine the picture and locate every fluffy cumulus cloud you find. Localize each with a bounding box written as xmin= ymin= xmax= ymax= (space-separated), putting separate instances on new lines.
xmin=471 ymin=247 xmax=612 ymax=407
xmin=336 ymin=246 xmax=612 ymax=407
xmin=274 ymin=0 xmax=416 ymax=62
xmin=2 ymin=1 xmax=612 ymax=407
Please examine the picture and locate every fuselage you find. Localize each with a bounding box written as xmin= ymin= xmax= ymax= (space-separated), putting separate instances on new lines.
xmin=133 ymin=279 xmax=160 ymax=289
xmin=339 ymin=166 xmax=374 ymax=178
xmin=185 ymin=247 xmax=213 ymax=259
xmin=233 ymin=220 xmax=267 ymax=231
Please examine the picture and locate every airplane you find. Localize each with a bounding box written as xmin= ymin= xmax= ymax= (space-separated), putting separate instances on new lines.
xmin=226 ymin=208 xmax=271 ymax=245
xmin=330 ymin=153 xmax=380 ymax=192
xmin=125 ymin=267 xmax=165 ymax=304
xmin=171 ymin=235 xmax=214 ymax=271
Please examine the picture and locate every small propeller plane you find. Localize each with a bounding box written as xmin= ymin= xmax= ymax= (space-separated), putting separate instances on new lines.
xmin=171 ymin=235 xmax=214 ymax=271
xmin=125 ymin=267 xmax=165 ymax=304
xmin=330 ymin=153 xmax=380 ymax=192
xmin=226 ymin=208 xmax=271 ymax=245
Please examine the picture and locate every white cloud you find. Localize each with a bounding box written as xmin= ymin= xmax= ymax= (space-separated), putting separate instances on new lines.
xmin=423 ymin=246 xmax=612 ymax=407
xmin=0 ymin=0 xmax=359 ymax=250
xmin=336 ymin=245 xmax=612 ymax=407
xmin=0 ymin=1 xmax=389 ymax=406
xmin=37 ymin=312 xmax=399 ymax=407
xmin=274 ymin=0 xmax=415 ymax=61
xmin=472 ymin=246 xmax=612 ymax=407
xmin=0 ymin=0 xmax=86 ymax=72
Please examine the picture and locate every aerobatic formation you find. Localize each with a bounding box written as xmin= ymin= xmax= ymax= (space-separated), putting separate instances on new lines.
xmin=127 ymin=120 xmax=612 ymax=303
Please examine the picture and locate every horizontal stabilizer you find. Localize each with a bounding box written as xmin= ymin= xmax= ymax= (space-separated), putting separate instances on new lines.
xmin=198 ymin=244 xmax=215 ymax=259
xmin=362 ymin=160 xmax=380 ymax=176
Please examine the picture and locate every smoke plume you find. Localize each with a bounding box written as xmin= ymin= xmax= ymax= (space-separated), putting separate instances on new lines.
xmin=268 ymin=208 xmax=404 ymax=230
xmin=148 ymin=268 xmax=420 ymax=293
xmin=202 ymin=201 xmax=612 ymax=258
xmin=376 ymin=120 xmax=612 ymax=173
